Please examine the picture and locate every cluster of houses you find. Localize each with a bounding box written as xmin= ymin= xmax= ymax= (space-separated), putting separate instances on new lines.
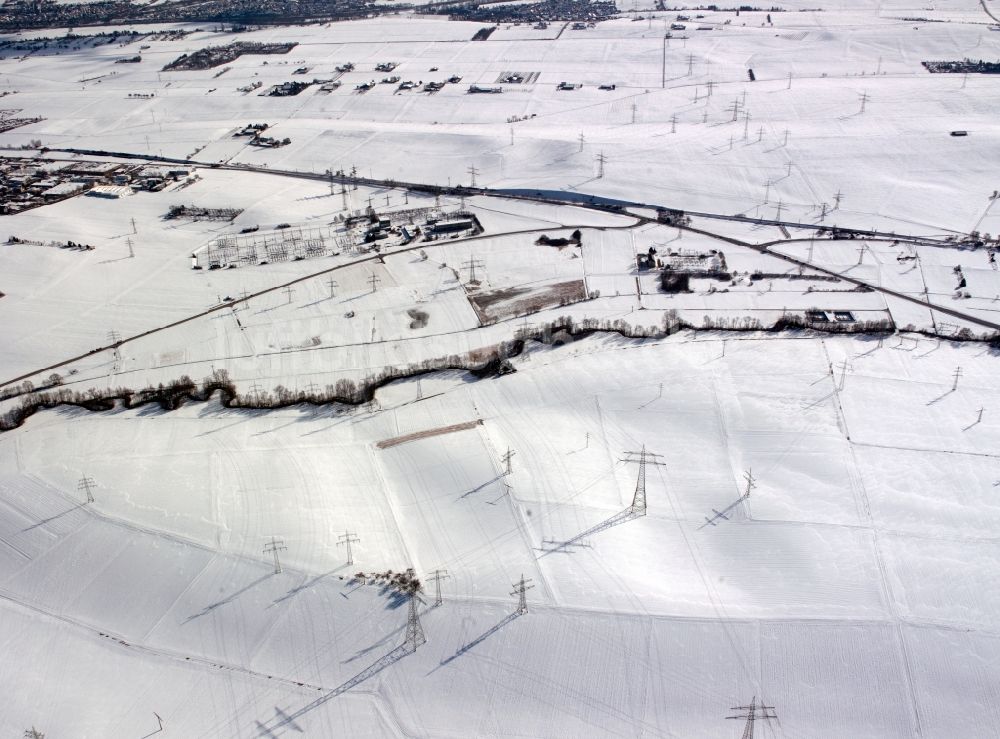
xmin=0 ymin=158 xmax=189 ymax=213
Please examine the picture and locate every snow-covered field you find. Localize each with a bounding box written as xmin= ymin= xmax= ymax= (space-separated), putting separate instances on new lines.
xmin=2 ymin=3 xmax=1000 ymax=737
xmin=4 ymin=333 xmax=1000 ymax=737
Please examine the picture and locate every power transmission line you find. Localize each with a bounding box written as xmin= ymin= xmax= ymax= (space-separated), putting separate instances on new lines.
xmin=368 ymin=272 xmax=382 ymax=293
xmin=467 ymin=164 xmax=479 ymax=188
xmin=501 ymin=447 xmax=515 ymax=475
xmin=283 ymin=286 xmax=294 ymax=305
xmin=404 ymin=591 xmax=426 ymax=650
xmin=77 ymin=476 xmax=96 ymax=504
xmin=428 ymin=569 xmax=450 ymax=606
xmin=859 ymin=90 xmax=870 ymax=113
xmin=596 ymin=152 xmax=607 ymax=178
xmin=338 ymin=531 xmax=360 ymax=565
xmin=621 ymin=446 xmax=665 ymax=516
xmin=462 ymin=257 xmax=485 ymax=284
xmin=510 ymin=574 xmax=534 ymax=614
xmin=327 ymin=278 xmax=338 ymax=297
xmin=263 ymin=536 xmax=287 ymax=574
xmin=741 ymin=469 xmax=756 ymax=500
xmin=727 ymin=696 xmax=777 ymax=739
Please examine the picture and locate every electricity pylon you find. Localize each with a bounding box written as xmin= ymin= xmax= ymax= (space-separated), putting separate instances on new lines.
xmin=428 ymin=569 xmax=450 ymax=606
xmin=404 ymin=591 xmax=426 ymax=650
xmin=462 ymin=257 xmax=485 ymax=284
xmin=338 ymin=531 xmax=360 ymax=565
xmin=77 ymin=476 xmax=96 ymax=504
xmin=727 ymin=696 xmax=777 ymax=739
xmin=501 ymin=447 xmax=515 ymax=475
xmin=511 ymin=574 xmax=534 ymax=614
xmin=741 ymin=469 xmax=756 ymax=501
xmin=263 ymin=536 xmax=287 ymax=574
xmin=621 ymin=446 xmax=665 ymax=516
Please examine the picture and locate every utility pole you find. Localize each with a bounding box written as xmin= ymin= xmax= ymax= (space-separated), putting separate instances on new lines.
xmin=728 ymin=99 xmax=741 ymax=122
xmin=368 ymin=272 xmax=382 ymax=293
xmin=404 ymin=591 xmax=426 ymax=650
xmin=596 ymin=151 xmax=607 ymax=178
xmin=727 ymin=696 xmax=777 ymax=739
xmin=130 ymin=217 xmax=137 ymax=235
xmin=467 ymin=164 xmax=479 ymax=188
xmin=661 ymin=33 xmax=668 ymax=88
xmin=706 ymin=80 xmax=714 ymax=97
xmin=511 ymin=574 xmax=534 ymax=615
xmin=764 ymin=179 xmax=772 ymax=205
xmin=621 ymin=446 xmax=665 ymax=516
xmin=578 ymin=132 xmax=585 ymax=152
xmin=687 ymin=53 xmax=694 ymax=75
xmin=819 ymin=202 xmax=829 ymax=221
xmin=743 ymin=110 xmax=751 ymax=141
xmin=337 ymin=531 xmax=360 ymax=565
xmin=741 ymin=469 xmax=756 ymax=500
xmin=327 ymin=278 xmax=338 ymax=297
xmin=501 ymin=447 xmax=515 ymax=475
xmin=283 ymin=286 xmax=294 ymax=305
xmin=263 ymin=536 xmax=287 ymax=574
xmin=428 ymin=569 xmax=450 ymax=606
xmin=833 ymin=189 xmax=844 ymax=209
xmin=670 ymin=114 xmax=677 ymax=134
xmin=787 ymin=71 xmax=792 ymax=89
xmin=785 ymin=160 xmax=793 ymax=178
xmin=77 ymin=476 xmax=96 ymax=504
xmin=952 ymin=365 xmax=963 ymax=391
xmin=859 ymin=90 xmax=869 ymax=114
xmin=126 ymin=237 xmax=134 ymax=258
xmin=774 ymin=200 xmax=785 ymax=221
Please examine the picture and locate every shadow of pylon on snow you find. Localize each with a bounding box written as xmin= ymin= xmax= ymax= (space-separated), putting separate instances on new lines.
xmin=437 ymin=612 xmax=521 ymax=669
xmin=538 ymin=507 xmax=642 ymax=557
xmin=255 ymin=644 xmax=416 ymax=737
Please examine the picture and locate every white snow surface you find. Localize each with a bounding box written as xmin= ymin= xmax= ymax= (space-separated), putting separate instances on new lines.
xmin=2 ymin=5 xmax=1000 ymax=738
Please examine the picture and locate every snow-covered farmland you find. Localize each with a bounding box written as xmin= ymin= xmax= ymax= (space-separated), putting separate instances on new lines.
xmin=2 ymin=3 xmax=1000 ymax=737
